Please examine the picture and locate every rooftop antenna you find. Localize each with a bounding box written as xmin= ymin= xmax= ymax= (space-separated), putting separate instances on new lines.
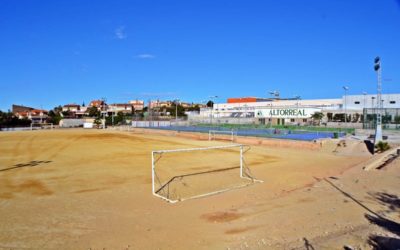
xmin=268 ymin=90 xmax=280 ymax=99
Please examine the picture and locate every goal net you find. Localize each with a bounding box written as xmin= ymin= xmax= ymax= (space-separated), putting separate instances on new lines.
xmin=208 ymin=130 xmax=236 ymax=142
xmin=30 ymin=123 xmax=54 ymax=130
xmin=151 ymin=144 xmax=262 ymax=203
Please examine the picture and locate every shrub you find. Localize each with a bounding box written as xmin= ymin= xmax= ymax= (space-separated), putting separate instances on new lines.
xmin=376 ymin=141 xmax=390 ymax=152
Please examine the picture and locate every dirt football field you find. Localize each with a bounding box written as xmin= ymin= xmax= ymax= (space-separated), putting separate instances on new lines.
xmin=0 ymin=129 xmax=399 ymax=249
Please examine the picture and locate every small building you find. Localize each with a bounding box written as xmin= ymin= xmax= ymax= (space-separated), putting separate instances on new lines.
xmin=15 ymin=109 xmax=48 ymax=123
xmin=62 ymin=104 xmax=80 ymax=112
xmin=89 ymin=100 xmax=106 ymax=109
xmin=129 ymin=100 xmax=144 ymax=111
xmin=107 ymin=103 xmax=133 ymax=114
xmin=149 ymin=100 xmax=173 ymax=109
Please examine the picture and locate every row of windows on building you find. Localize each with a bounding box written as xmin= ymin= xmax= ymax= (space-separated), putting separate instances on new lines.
xmin=353 ymin=101 xmax=396 ymax=104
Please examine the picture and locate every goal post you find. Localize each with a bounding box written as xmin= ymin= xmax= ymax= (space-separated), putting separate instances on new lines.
xmin=208 ymin=130 xmax=236 ymax=142
xmin=30 ymin=123 xmax=54 ymax=130
xmin=151 ymin=144 xmax=262 ymax=203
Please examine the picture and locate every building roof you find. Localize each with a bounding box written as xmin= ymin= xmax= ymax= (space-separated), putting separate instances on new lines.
xmin=89 ymin=100 xmax=105 ymax=107
xmin=63 ymin=104 xmax=80 ymax=107
xmin=129 ymin=100 xmax=144 ymax=104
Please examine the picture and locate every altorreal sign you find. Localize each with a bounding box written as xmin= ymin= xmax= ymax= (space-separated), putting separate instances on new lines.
xmin=255 ymin=108 xmax=321 ymax=119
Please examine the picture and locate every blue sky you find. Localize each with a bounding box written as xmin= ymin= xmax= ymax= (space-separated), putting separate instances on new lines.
xmin=0 ymin=0 xmax=400 ymax=111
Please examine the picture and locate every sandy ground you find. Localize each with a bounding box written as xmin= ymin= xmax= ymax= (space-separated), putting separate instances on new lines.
xmin=0 ymin=129 xmax=399 ymax=249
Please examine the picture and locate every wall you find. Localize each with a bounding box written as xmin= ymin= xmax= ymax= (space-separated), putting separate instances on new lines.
xmin=133 ymin=128 xmax=321 ymax=150
xmin=343 ymin=94 xmax=400 ymax=110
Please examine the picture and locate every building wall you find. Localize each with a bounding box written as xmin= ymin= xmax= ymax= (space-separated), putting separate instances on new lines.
xmin=193 ymin=95 xmax=400 ymax=126
xmin=343 ymin=94 xmax=400 ymax=110
xmin=129 ymin=100 xmax=144 ymax=111
xmin=62 ymin=106 xmax=80 ymax=112
xmin=214 ymin=99 xmax=341 ymax=112
xmin=108 ymin=105 xmax=133 ymax=113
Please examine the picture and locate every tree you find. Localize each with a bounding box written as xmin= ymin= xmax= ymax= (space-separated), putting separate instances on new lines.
xmin=168 ymin=104 xmax=186 ymax=118
xmin=61 ymin=110 xmax=72 ymax=117
xmin=394 ymin=115 xmax=400 ymax=124
xmin=327 ymin=112 xmax=333 ymax=122
xmin=352 ymin=113 xmax=361 ymax=123
xmin=382 ymin=115 xmax=392 ymax=124
xmin=0 ymin=111 xmax=31 ymax=128
xmin=333 ymin=113 xmax=344 ymax=122
xmin=48 ymin=109 xmax=62 ymax=125
xmin=88 ymin=106 xmax=100 ymax=118
xmin=311 ymin=112 xmax=324 ymax=125
xmin=187 ymin=105 xmax=200 ymax=112
xmin=206 ymin=100 xmax=214 ymax=108
xmin=93 ymin=118 xmax=102 ymax=128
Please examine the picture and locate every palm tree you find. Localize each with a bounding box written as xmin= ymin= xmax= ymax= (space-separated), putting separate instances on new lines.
xmin=311 ymin=112 xmax=324 ymax=126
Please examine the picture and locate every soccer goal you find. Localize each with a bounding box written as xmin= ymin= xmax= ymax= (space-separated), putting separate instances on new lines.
xmin=208 ymin=130 xmax=236 ymax=142
xmin=151 ymin=144 xmax=262 ymax=203
xmin=30 ymin=123 xmax=54 ymax=130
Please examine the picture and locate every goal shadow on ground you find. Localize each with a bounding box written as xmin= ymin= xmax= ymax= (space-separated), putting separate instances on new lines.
xmin=155 ymin=166 xmax=257 ymax=202
xmin=0 ymin=160 xmax=52 ymax=172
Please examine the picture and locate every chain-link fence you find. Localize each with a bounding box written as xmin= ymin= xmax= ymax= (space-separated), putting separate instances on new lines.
xmin=363 ymin=108 xmax=400 ymax=129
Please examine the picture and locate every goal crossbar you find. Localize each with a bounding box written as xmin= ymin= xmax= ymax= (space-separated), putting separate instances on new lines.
xmin=152 ymin=144 xmax=242 ymax=154
xmin=151 ymin=144 xmax=262 ymax=203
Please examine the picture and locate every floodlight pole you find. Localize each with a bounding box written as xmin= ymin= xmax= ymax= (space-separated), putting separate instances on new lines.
xmin=374 ymin=57 xmax=383 ymax=143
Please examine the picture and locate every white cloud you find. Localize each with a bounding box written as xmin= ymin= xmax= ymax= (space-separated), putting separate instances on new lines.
xmin=140 ymin=92 xmax=176 ymax=97
xmin=136 ymin=54 xmax=156 ymax=59
xmin=115 ymin=26 xmax=127 ymax=40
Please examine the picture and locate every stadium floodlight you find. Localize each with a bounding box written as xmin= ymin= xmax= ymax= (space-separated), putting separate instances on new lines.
xmin=151 ymin=144 xmax=262 ymax=203
xmin=208 ymin=130 xmax=236 ymax=142
xmin=374 ymin=56 xmax=380 ymax=71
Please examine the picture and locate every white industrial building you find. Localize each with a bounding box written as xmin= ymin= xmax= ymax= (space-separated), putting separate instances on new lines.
xmin=189 ymin=94 xmax=400 ymax=128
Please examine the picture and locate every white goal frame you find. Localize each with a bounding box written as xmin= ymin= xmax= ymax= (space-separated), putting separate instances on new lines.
xmin=208 ymin=130 xmax=236 ymax=142
xmin=30 ymin=123 xmax=54 ymax=130
xmin=151 ymin=144 xmax=262 ymax=203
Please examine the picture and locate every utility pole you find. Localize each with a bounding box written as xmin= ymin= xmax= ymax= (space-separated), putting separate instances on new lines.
xmin=343 ymin=86 xmax=349 ymax=130
xmin=101 ymin=97 xmax=106 ymax=130
xmin=174 ymin=99 xmax=180 ymax=122
xmin=148 ymin=99 xmax=152 ymax=127
xmin=374 ymin=56 xmax=383 ymax=143
xmin=209 ymin=95 xmax=218 ymax=125
xmin=362 ymin=92 xmax=367 ymax=127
